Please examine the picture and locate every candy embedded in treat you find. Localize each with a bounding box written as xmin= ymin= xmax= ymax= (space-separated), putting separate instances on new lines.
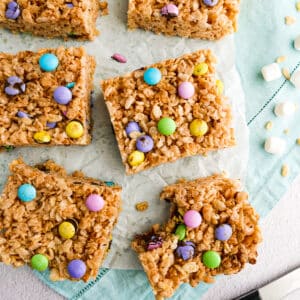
xmin=31 ymin=254 xmax=49 ymax=271
xmin=17 ymin=183 xmax=36 ymax=202
xmin=4 ymin=76 xmax=26 ymax=96
xmin=85 ymin=194 xmax=105 ymax=212
xmin=147 ymin=235 xmax=163 ymax=250
xmin=143 ymin=68 xmax=162 ymax=85
xmin=39 ymin=53 xmax=59 ymax=72
xmin=183 ymin=210 xmax=202 ymax=228
xmin=157 ymin=117 xmax=176 ymax=136
xmin=215 ymin=224 xmax=232 ymax=241
xmin=53 ymin=86 xmax=72 ymax=105
xmin=136 ymin=135 xmax=154 ymax=153
xmin=67 ymin=259 xmax=87 ymax=279
xmin=202 ymin=250 xmax=221 ymax=269
xmin=176 ymin=241 xmax=195 ymax=260
xmin=160 ymin=4 xmax=179 ymax=18
xmin=178 ymin=82 xmax=195 ymax=99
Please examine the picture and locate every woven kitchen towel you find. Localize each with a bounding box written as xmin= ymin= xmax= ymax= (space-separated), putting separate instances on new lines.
xmin=35 ymin=0 xmax=300 ymax=299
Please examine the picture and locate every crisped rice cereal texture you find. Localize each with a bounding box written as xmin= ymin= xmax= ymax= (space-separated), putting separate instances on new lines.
xmin=0 ymin=158 xmax=122 ymax=282
xmin=101 ymin=50 xmax=235 ymax=175
xmin=0 ymin=0 xmax=106 ymax=40
xmin=0 ymin=46 xmax=95 ymax=147
xmin=132 ymin=175 xmax=262 ymax=299
xmin=127 ymin=0 xmax=240 ymax=40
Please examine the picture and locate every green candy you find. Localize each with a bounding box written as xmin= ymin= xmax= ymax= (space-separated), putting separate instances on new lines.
xmin=31 ymin=254 xmax=48 ymax=271
xmin=157 ymin=117 xmax=176 ymax=136
xmin=175 ymin=224 xmax=186 ymax=240
xmin=202 ymin=250 xmax=221 ymax=269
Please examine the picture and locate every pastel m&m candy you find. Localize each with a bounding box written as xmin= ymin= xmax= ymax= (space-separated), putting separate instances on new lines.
xmin=31 ymin=254 xmax=48 ymax=271
xmin=125 ymin=121 xmax=141 ymax=137
xmin=215 ymin=224 xmax=232 ymax=241
xmin=67 ymin=259 xmax=86 ymax=279
xmin=65 ymin=121 xmax=84 ymax=139
xmin=178 ymin=82 xmax=195 ymax=99
xmin=193 ymin=63 xmax=208 ymax=76
xmin=17 ymin=183 xmax=36 ymax=202
xmin=202 ymin=250 xmax=221 ymax=269
xmin=128 ymin=150 xmax=145 ymax=166
xmin=59 ymin=221 xmax=76 ymax=239
xmin=86 ymin=194 xmax=105 ymax=212
xmin=143 ymin=68 xmax=161 ymax=85
xmin=136 ymin=135 xmax=154 ymax=153
xmin=5 ymin=1 xmax=20 ymax=20
xmin=183 ymin=210 xmax=202 ymax=228
xmin=39 ymin=53 xmax=59 ymax=72
xmin=157 ymin=117 xmax=176 ymax=136
xmin=53 ymin=86 xmax=72 ymax=105
xmin=161 ymin=4 xmax=179 ymax=17
xmin=189 ymin=119 xmax=208 ymax=137
xmin=202 ymin=0 xmax=219 ymax=7
xmin=33 ymin=131 xmax=51 ymax=143
xmin=175 ymin=224 xmax=186 ymax=241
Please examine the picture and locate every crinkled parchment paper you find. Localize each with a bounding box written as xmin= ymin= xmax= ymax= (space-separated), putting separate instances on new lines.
xmin=0 ymin=0 xmax=248 ymax=269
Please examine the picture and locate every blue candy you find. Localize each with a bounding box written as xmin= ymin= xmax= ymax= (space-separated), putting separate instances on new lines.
xmin=105 ymin=181 xmax=115 ymax=187
xmin=125 ymin=121 xmax=141 ymax=136
xmin=17 ymin=183 xmax=36 ymax=202
xmin=66 ymin=82 xmax=75 ymax=89
xmin=39 ymin=53 xmax=59 ymax=72
xmin=143 ymin=68 xmax=161 ymax=85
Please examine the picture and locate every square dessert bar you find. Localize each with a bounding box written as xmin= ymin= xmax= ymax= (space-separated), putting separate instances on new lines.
xmin=0 ymin=158 xmax=122 ymax=282
xmin=128 ymin=0 xmax=240 ymax=40
xmin=101 ymin=50 xmax=235 ymax=175
xmin=132 ymin=175 xmax=262 ymax=299
xmin=0 ymin=0 xmax=106 ymax=40
xmin=0 ymin=46 xmax=95 ymax=147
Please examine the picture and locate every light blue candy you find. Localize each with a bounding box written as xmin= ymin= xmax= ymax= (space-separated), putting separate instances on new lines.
xmin=17 ymin=183 xmax=36 ymax=202
xmin=143 ymin=68 xmax=161 ymax=85
xmin=39 ymin=53 xmax=59 ymax=72
xmin=66 ymin=82 xmax=75 ymax=89
xmin=105 ymin=181 xmax=115 ymax=187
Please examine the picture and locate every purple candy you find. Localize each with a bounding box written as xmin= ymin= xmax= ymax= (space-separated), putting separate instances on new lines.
xmin=66 ymin=3 xmax=74 ymax=8
xmin=17 ymin=111 xmax=29 ymax=118
xmin=176 ymin=241 xmax=195 ymax=261
xmin=178 ymin=82 xmax=195 ymax=99
xmin=136 ymin=135 xmax=154 ymax=153
xmin=202 ymin=0 xmax=219 ymax=7
xmin=215 ymin=224 xmax=232 ymax=241
xmin=5 ymin=86 xmax=19 ymax=96
xmin=7 ymin=76 xmax=22 ymax=85
xmin=125 ymin=121 xmax=141 ymax=136
xmin=6 ymin=1 xmax=20 ymax=20
xmin=46 ymin=122 xmax=57 ymax=128
xmin=67 ymin=259 xmax=86 ymax=279
xmin=5 ymin=76 xmax=26 ymax=96
xmin=147 ymin=235 xmax=163 ymax=250
xmin=111 ymin=53 xmax=127 ymax=63
xmin=53 ymin=86 xmax=72 ymax=105
xmin=161 ymin=4 xmax=179 ymax=17
xmin=85 ymin=194 xmax=105 ymax=212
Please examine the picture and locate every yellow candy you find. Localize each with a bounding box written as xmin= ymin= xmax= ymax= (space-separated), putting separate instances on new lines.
xmin=33 ymin=131 xmax=51 ymax=143
xmin=216 ymin=79 xmax=224 ymax=95
xmin=193 ymin=63 xmax=208 ymax=76
xmin=189 ymin=119 xmax=208 ymax=137
xmin=128 ymin=150 xmax=145 ymax=167
xmin=65 ymin=121 xmax=84 ymax=139
xmin=58 ymin=221 xmax=75 ymax=239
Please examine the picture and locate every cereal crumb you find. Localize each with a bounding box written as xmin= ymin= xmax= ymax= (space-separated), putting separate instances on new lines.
xmin=265 ymin=121 xmax=273 ymax=130
xmin=282 ymin=68 xmax=291 ymax=80
xmin=135 ymin=201 xmax=149 ymax=211
xmin=285 ymin=16 xmax=296 ymax=25
xmin=296 ymin=2 xmax=300 ymax=11
xmin=276 ymin=56 xmax=286 ymax=63
xmin=281 ymin=164 xmax=289 ymax=177
xmin=283 ymin=129 xmax=289 ymax=135
xmin=296 ymin=138 xmax=300 ymax=144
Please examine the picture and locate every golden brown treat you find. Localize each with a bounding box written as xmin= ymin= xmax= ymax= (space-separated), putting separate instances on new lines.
xmin=0 ymin=158 xmax=122 ymax=282
xmin=0 ymin=0 xmax=105 ymax=40
xmin=101 ymin=50 xmax=235 ymax=175
xmin=132 ymin=175 xmax=262 ymax=299
xmin=128 ymin=0 xmax=240 ymax=40
xmin=0 ymin=47 xmax=95 ymax=147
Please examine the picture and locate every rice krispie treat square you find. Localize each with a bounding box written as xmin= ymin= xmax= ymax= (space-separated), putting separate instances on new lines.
xmin=132 ymin=175 xmax=262 ymax=299
xmin=0 ymin=0 xmax=107 ymax=40
xmin=0 ymin=47 xmax=95 ymax=147
xmin=101 ymin=50 xmax=235 ymax=175
xmin=128 ymin=0 xmax=240 ymax=40
xmin=0 ymin=158 xmax=122 ymax=282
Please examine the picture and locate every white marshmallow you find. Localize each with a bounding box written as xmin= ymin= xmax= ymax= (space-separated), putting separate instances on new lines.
xmin=290 ymin=70 xmax=300 ymax=89
xmin=261 ymin=63 xmax=282 ymax=82
xmin=294 ymin=35 xmax=300 ymax=50
xmin=264 ymin=137 xmax=286 ymax=155
xmin=274 ymin=102 xmax=296 ymax=117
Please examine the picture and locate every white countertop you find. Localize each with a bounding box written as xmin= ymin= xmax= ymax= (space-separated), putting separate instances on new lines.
xmin=1 ymin=175 xmax=300 ymax=300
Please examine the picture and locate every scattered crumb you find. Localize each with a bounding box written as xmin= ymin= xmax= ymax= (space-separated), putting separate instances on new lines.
xmin=283 ymin=128 xmax=289 ymax=135
xmin=99 ymin=1 xmax=109 ymax=15
xmin=281 ymin=164 xmax=289 ymax=177
xmin=265 ymin=121 xmax=273 ymax=130
xmin=135 ymin=201 xmax=149 ymax=212
xmin=282 ymin=68 xmax=291 ymax=79
xmin=276 ymin=56 xmax=286 ymax=63
xmin=296 ymin=138 xmax=300 ymax=145
xmin=285 ymin=16 xmax=296 ymax=25
xmin=296 ymin=1 xmax=300 ymax=11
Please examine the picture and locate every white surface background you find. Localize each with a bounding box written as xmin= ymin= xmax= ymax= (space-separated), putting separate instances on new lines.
xmin=0 ymin=175 xmax=299 ymax=300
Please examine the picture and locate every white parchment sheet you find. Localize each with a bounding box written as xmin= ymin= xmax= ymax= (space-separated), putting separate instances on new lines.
xmin=0 ymin=0 xmax=248 ymax=269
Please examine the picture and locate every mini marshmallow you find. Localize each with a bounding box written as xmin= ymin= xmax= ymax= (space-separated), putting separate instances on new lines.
xmin=261 ymin=63 xmax=282 ymax=82
xmin=274 ymin=102 xmax=296 ymax=117
xmin=294 ymin=35 xmax=300 ymax=50
xmin=290 ymin=70 xmax=300 ymax=89
xmin=264 ymin=137 xmax=286 ymax=155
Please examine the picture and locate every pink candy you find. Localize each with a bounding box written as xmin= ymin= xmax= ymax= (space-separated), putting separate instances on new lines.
xmin=178 ymin=82 xmax=195 ymax=99
xmin=111 ymin=53 xmax=127 ymax=63
xmin=183 ymin=210 xmax=202 ymax=228
xmin=85 ymin=194 xmax=105 ymax=212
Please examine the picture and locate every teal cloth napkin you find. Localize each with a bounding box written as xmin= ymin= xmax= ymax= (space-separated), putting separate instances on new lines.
xmin=35 ymin=0 xmax=300 ymax=298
